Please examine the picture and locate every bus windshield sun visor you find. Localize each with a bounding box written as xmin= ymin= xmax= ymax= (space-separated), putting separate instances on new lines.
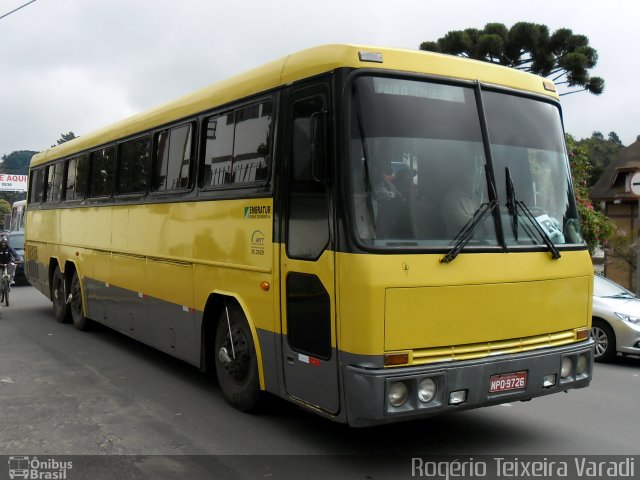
xmin=505 ymin=166 xmax=561 ymax=260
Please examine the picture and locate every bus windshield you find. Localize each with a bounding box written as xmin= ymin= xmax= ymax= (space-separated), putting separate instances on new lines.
xmin=348 ymin=75 xmax=583 ymax=250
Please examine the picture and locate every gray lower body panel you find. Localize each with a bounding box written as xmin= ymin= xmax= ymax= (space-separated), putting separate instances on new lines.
xmin=342 ymin=341 xmax=594 ymax=427
xmin=83 ymin=277 xmax=201 ymax=367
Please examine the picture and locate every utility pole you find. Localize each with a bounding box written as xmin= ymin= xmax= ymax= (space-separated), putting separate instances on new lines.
xmin=630 ymin=171 xmax=640 ymax=294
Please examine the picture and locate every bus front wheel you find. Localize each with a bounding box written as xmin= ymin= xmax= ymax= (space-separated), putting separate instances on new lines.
xmin=214 ymin=304 xmax=261 ymax=412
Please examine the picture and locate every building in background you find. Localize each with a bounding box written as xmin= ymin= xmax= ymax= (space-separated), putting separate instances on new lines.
xmin=591 ymin=138 xmax=640 ymax=290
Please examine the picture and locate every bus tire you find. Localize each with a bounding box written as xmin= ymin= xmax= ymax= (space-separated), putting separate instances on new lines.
xmin=70 ymin=272 xmax=91 ymax=331
xmin=214 ymin=304 xmax=261 ymax=412
xmin=52 ymin=265 xmax=70 ymax=323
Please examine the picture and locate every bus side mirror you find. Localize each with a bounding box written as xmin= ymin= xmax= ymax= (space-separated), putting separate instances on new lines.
xmin=310 ymin=110 xmax=327 ymax=183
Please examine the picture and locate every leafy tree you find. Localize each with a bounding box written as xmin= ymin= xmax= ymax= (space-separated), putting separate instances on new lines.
xmin=420 ymin=22 xmax=604 ymax=96
xmin=566 ymin=134 xmax=613 ymax=253
xmin=0 ymin=150 xmax=37 ymax=175
xmin=607 ymin=131 xmax=623 ymax=146
xmin=576 ymin=131 xmax=625 ymax=186
xmin=0 ymin=191 xmax=26 ymax=206
xmin=0 ymin=199 xmax=10 ymax=230
xmin=51 ymin=132 xmax=77 ymax=148
xmin=607 ymin=229 xmax=636 ymax=270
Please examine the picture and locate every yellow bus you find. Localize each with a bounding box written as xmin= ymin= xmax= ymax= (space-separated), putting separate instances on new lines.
xmin=25 ymin=44 xmax=594 ymax=427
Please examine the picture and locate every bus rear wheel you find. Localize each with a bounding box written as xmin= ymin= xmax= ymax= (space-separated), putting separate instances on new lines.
xmin=70 ymin=272 xmax=91 ymax=331
xmin=52 ymin=266 xmax=70 ymax=323
xmin=214 ymin=304 xmax=261 ymax=412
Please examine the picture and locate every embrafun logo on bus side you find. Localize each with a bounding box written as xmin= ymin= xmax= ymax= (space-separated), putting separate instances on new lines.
xmin=244 ymin=205 xmax=271 ymax=219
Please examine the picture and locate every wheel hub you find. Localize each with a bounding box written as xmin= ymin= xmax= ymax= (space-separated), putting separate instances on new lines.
xmin=220 ymin=326 xmax=250 ymax=383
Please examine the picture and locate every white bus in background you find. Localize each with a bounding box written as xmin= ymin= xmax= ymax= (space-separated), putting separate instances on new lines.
xmin=7 ymin=199 xmax=26 ymax=283
xmin=9 ymin=199 xmax=26 ymax=233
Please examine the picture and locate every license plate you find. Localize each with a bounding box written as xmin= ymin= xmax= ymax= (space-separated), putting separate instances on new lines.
xmin=489 ymin=371 xmax=527 ymax=393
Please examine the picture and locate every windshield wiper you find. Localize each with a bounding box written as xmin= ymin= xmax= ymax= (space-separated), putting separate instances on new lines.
xmin=505 ymin=167 xmax=561 ymax=260
xmin=505 ymin=166 xmax=518 ymax=241
xmin=441 ymin=200 xmax=498 ymax=264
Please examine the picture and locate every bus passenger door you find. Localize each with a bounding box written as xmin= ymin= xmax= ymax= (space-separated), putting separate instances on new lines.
xmin=279 ymin=84 xmax=339 ymax=414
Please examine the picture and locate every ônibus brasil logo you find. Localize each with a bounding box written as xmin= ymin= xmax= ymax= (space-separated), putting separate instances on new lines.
xmin=8 ymin=456 xmax=73 ymax=479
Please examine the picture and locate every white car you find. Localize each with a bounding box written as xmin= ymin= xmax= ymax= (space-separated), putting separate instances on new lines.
xmin=592 ymin=275 xmax=640 ymax=361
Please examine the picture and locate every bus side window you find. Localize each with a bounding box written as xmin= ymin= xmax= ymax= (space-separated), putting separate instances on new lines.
xmin=153 ymin=123 xmax=194 ymax=192
xmin=201 ymin=100 xmax=272 ymax=188
xmin=88 ymin=147 xmax=115 ymax=198
xmin=64 ymin=155 xmax=88 ymax=201
xmin=45 ymin=162 xmax=64 ymax=203
xmin=117 ymin=136 xmax=151 ymax=195
xmin=29 ymin=168 xmax=45 ymax=204
xmin=232 ymin=101 xmax=272 ymax=184
xmin=202 ymin=113 xmax=234 ymax=187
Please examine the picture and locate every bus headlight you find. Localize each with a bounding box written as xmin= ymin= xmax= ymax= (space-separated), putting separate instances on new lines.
xmin=418 ymin=378 xmax=437 ymax=403
xmin=388 ymin=382 xmax=408 ymax=407
xmin=561 ymin=357 xmax=573 ymax=378
xmin=576 ymin=354 xmax=588 ymax=375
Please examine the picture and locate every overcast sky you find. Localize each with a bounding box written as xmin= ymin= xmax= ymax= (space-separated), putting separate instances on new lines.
xmin=1 ymin=0 xmax=638 ymax=157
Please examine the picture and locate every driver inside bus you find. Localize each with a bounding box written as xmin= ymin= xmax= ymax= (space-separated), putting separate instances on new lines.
xmin=372 ymin=163 xmax=415 ymax=239
xmin=0 ymin=236 xmax=20 ymax=285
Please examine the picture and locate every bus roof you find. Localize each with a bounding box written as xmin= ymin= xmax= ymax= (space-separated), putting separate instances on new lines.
xmin=30 ymin=44 xmax=559 ymax=167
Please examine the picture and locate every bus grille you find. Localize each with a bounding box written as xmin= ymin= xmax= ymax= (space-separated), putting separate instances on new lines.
xmin=411 ymin=330 xmax=577 ymax=365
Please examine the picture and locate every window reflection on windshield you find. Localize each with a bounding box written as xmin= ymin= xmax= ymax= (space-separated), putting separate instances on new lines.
xmin=348 ymin=76 xmax=584 ymax=250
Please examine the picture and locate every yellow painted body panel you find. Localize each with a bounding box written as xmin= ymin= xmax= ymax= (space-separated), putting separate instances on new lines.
xmin=28 ymin=198 xmax=274 ymax=331
xmin=385 ymin=277 xmax=589 ymax=349
xmin=336 ymin=250 xmax=593 ymax=358
xmin=30 ymin=44 xmax=557 ymax=167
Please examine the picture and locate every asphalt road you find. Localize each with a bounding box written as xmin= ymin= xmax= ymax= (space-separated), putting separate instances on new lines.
xmin=1 ymin=285 xmax=638 ymax=479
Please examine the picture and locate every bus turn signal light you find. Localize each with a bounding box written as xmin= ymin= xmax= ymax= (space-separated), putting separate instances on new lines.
xmin=384 ymin=352 xmax=409 ymax=366
xmin=576 ymin=328 xmax=589 ymax=340
xmin=260 ymin=282 xmax=270 ymax=292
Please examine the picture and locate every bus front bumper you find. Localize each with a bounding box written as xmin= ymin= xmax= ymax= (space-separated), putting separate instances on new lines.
xmin=342 ymin=341 xmax=593 ymax=427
